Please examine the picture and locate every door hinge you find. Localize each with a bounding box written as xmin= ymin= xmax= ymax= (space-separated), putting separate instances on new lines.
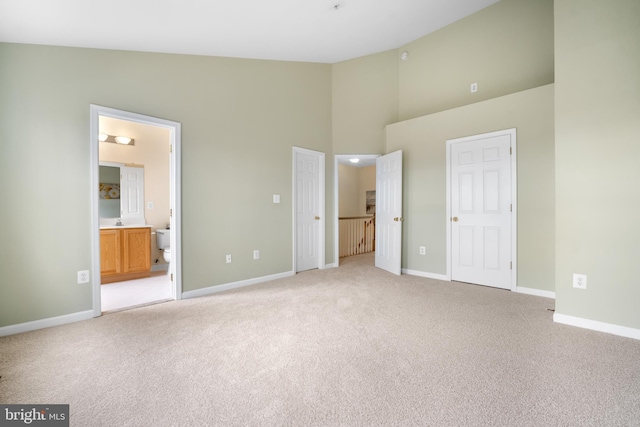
xmin=510 ymin=147 xmax=512 ymax=155
xmin=510 ymin=204 xmax=512 ymax=212
xmin=170 ymin=208 xmax=172 ymax=217
xmin=169 ymin=144 xmax=172 ymax=153
xmin=510 ymin=262 xmax=512 ymax=270
xmin=170 ymin=273 xmax=173 ymax=282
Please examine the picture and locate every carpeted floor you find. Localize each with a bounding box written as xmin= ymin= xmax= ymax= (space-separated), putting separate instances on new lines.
xmin=1 ymin=253 xmax=639 ymax=426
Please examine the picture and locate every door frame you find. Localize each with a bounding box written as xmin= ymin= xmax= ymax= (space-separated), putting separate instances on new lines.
xmin=333 ymin=154 xmax=380 ymax=266
xmin=445 ymin=128 xmax=517 ymax=291
xmin=292 ymin=147 xmax=325 ymax=272
xmin=89 ymin=105 xmax=182 ymax=316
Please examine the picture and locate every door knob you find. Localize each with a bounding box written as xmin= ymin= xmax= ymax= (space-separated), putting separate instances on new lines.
xmin=452 ymin=217 xmax=458 ymax=222
xmin=394 ymin=217 xmax=399 ymax=222
xmin=394 ymin=217 xmax=404 ymax=222
xmin=315 ymin=216 xmax=320 ymax=220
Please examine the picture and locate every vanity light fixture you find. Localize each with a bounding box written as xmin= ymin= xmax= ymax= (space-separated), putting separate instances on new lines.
xmin=349 ymin=158 xmax=360 ymax=164
xmin=98 ymin=133 xmax=135 ymax=146
xmin=115 ymin=136 xmax=132 ymax=145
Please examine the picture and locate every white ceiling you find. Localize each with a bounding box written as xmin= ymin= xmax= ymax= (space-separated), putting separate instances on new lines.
xmin=0 ymin=0 xmax=498 ymax=63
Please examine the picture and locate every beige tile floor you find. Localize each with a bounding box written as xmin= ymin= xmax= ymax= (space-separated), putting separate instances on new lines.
xmin=100 ymin=271 xmax=173 ymax=313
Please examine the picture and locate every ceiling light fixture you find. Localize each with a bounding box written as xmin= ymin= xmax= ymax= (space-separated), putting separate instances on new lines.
xmin=98 ymin=133 xmax=135 ymax=146
xmin=349 ymin=158 xmax=360 ymax=164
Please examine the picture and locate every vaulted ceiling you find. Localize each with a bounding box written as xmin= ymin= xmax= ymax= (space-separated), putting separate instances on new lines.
xmin=0 ymin=0 xmax=499 ymax=63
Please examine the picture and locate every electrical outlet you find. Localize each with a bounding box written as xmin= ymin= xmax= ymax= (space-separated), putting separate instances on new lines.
xmin=253 ymin=250 xmax=260 ymax=260
xmin=470 ymin=82 xmax=478 ymax=93
xmin=419 ymin=246 xmax=426 ymax=255
xmin=77 ymin=270 xmax=90 ymax=284
xmin=573 ymin=273 xmax=587 ymax=289
xmin=226 ymin=254 xmax=232 ymax=264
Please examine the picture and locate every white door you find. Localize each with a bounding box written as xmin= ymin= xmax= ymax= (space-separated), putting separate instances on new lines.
xmin=295 ymin=148 xmax=324 ymax=272
xmin=120 ymin=165 xmax=145 ymax=224
xmin=375 ymin=150 xmax=403 ymax=275
xmin=450 ymin=132 xmax=513 ymax=289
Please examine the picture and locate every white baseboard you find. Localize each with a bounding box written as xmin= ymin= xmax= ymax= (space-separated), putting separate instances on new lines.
xmin=182 ymin=271 xmax=295 ymax=299
xmin=554 ymin=312 xmax=640 ymax=340
xmin=323 ymin=263 xmax=337 ymax=269
xmin=403 ymin=269 xmax=449 ymax=281
xmin=515 ymin=286 xmax=556 ymax=299
xmin=0 ymin=310 xmax=95 ymax=337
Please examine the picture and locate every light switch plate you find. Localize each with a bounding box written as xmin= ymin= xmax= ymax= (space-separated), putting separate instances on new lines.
xmin=273 ymin=194 xmax=280 ymax=204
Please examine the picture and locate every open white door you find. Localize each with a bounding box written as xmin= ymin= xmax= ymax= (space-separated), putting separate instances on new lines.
xmin=375 ymin=150 xmax=403 ymax=275
xmin=120 ymin=165 xmax=145 ymax=224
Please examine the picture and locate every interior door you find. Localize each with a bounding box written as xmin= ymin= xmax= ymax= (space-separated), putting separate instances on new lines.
xmin=120 ymin=165 xmax=145 ymax=224
xmin=450 ymin=133 xmax=512 ymax=289
xmin=295 ymin=150 xmax=321 ymax=272
xmin=375 ymin=150 xmax=403 ymax=275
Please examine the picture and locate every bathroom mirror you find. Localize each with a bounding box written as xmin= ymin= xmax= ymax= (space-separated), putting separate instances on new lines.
xmin=99 ymin=164 xmax=121 ymax=218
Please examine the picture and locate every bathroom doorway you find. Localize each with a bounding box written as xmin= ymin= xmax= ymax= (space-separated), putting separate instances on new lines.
xmin=89 ymin=105 xmax=182 ymax=315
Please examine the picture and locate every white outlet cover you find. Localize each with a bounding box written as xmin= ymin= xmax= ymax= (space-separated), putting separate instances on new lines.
xmin=573 ymin=273 xmax=587 ymax=289
xmin=273 ymin=194 xmax=280 ymax=204
xmin=226 ymin=255 xmax=232 ymax=263
xmin=470 ymin=82 xmax=478 ymax=93
xmin=253 ymin=250 xmax=260 ymax=260
xmin=77 ymin=270 xmax=90 ymax=284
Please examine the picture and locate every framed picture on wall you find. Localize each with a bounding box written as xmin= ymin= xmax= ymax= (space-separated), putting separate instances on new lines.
xmin=366 ymin=190 xmax=376 ymax=214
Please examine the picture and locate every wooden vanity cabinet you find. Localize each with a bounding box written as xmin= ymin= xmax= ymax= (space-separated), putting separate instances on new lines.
xmin=100 ymin=227 xmax=151 ymax=284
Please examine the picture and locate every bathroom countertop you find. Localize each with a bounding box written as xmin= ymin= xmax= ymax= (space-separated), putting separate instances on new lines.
xmin=99 ymin=224 xmax=154 ymax=229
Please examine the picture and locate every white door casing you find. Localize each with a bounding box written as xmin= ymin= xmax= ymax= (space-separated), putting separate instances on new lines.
xmin=120 ymin=165 xmax=145 ymax=224
xmin=447 ymin=129 xmax=516 ymax=290
xmin=375 ymin=150 xmax=403 ymax=275
xmin=293 ymin=147 xmax=325 ymax=272
xmin=90 ymin=104 xmax=182 ymax=316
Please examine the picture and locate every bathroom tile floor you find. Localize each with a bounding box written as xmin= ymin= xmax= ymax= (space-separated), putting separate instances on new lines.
xmin=101 ymin=271 xmax=173 ymax=313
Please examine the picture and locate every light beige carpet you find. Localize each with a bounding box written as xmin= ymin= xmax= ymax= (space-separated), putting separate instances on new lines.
xmin=1 ymin=253 xmax=639 ymax=426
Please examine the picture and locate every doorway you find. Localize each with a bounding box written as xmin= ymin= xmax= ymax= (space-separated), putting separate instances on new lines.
xmin=334 ymin=154 xmax=379 ymax=267
xmin=89 ymin=105 xmax=182 ymax=316
xmin=446 ymin=128 xmax=517 ymax=290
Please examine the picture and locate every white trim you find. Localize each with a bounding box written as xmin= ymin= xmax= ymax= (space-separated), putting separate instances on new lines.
xmin=553 ymin=313 xmax=640 ymax=341
xmin=324 ymin=263 xmax=337 ymax=269
xmin=403 ymin=269 xmax=449 ymax=281
xmin=0 ymin=310 xmax=94 ymax=337
xmin=182 ymin=271 xmax=295 ymax=299
xmin=515 ymin=286 xmax=556 ymax=299
xmin=333 ymin=154 xmax=380 ymax=267
xmin=90 ymin=105 xmax=182 ymax=318
xmin=446 ymin=128 xmax=517 ymax=291
xmin=292 ymin=147 xmax=325 ymax=272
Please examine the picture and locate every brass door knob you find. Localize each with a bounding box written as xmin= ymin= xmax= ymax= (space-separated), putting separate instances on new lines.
xmin=452 ymin=217 xmax=459 ymax=222
xmin=315 ymin=216 xmax=320 ymax=220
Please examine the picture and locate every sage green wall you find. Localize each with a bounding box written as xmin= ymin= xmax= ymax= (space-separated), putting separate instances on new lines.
xmin=0 ymin=43 xmax=331 ymax=327
xmin=555 ymin=0 xmax=640 ymax=328
xmin=398 ymin=0 xmax=554 ymax=121
xmin=387 ymin=84 xmax=555 ymax=291
xmin=332 ymin=50 xmax=398 ymax=155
